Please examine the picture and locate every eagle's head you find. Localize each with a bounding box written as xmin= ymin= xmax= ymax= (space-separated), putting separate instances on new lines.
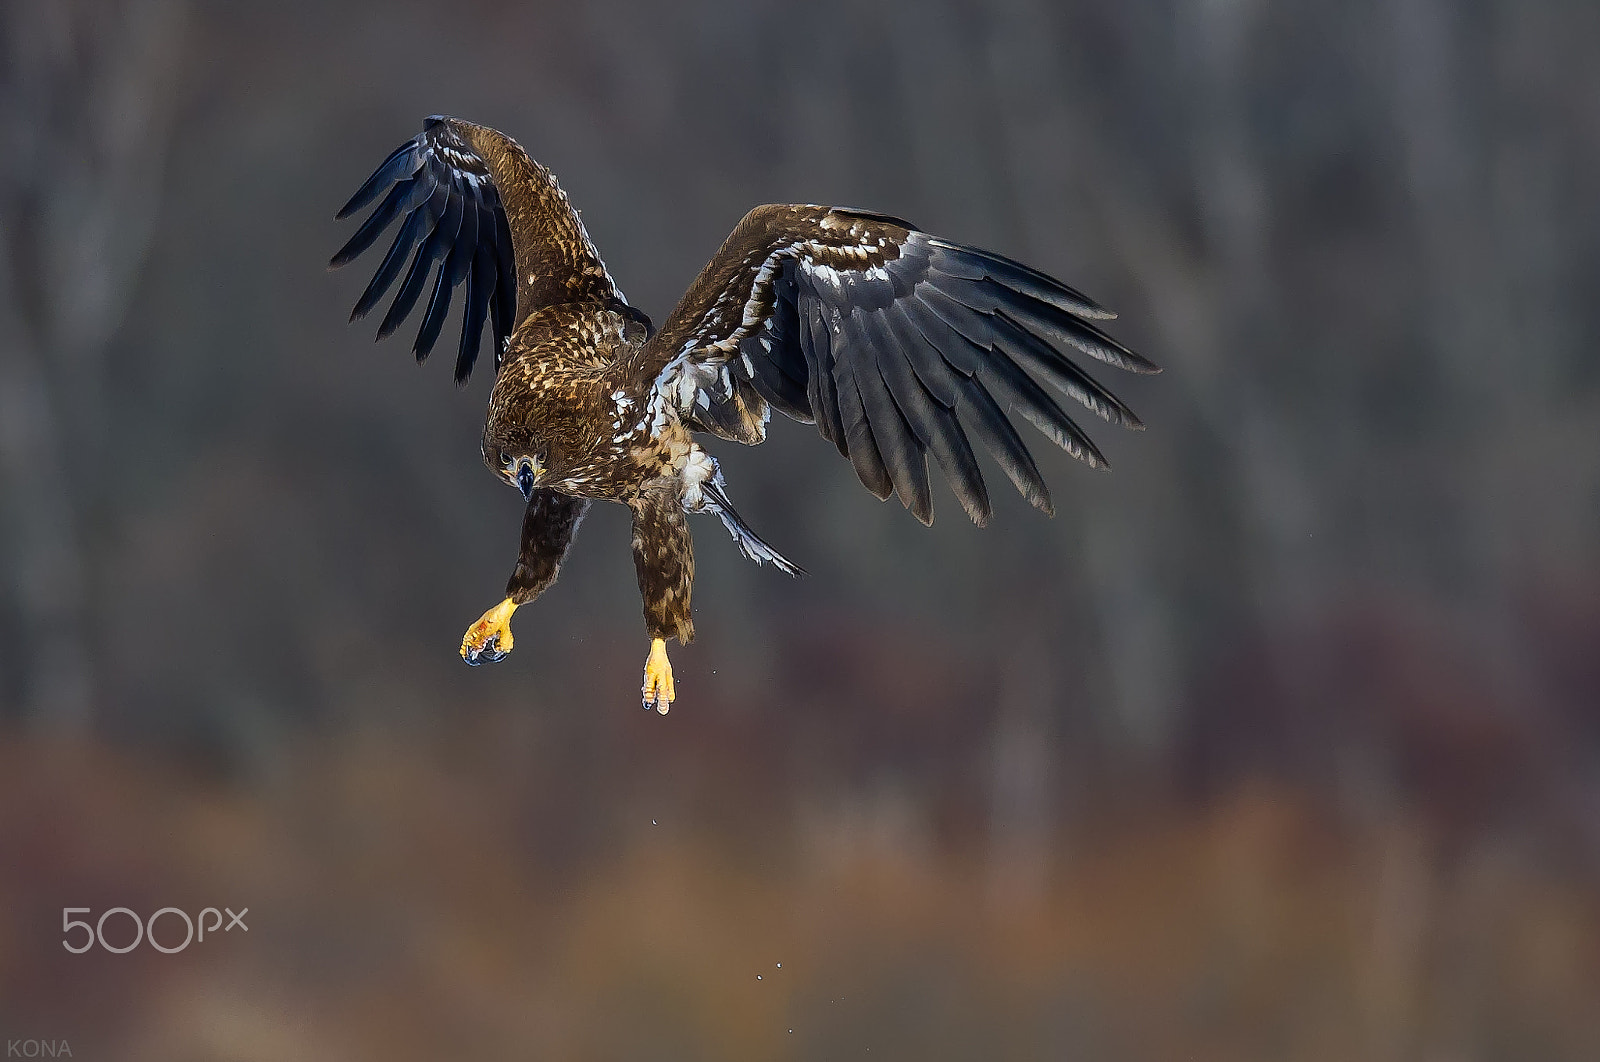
xmin=483 ymin=429 xmax=548 ymax=500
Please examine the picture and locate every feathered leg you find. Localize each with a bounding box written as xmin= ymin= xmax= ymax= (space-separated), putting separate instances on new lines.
xmin=461 ymin=488 xmax=590 ymax=664
xmin=629 ymin=484 xmax=694 ymax=713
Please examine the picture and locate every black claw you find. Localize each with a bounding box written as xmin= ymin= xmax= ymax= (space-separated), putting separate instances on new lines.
xmin=463 ymin=633 xmax=508 ymax=666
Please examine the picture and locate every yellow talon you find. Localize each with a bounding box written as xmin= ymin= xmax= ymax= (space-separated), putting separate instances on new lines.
xmin=461 ymin=597 xmax=519 ymax=665
xmin=641 ymin=638 xmax=675 ymax=714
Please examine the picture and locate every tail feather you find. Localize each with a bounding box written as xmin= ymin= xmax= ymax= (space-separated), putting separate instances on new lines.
xmin=700 ymin=478 xmax=805 ymax=577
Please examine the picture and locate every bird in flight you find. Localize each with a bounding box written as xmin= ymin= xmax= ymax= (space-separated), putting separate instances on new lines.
xmin=332 ymin=116 xmax=1157 ymax=714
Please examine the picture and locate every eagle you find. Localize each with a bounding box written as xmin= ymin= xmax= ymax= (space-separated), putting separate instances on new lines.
xmin=331 ymin=116 xmax=1157 ymax=714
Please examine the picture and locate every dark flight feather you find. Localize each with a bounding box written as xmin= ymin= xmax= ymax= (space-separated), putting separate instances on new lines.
xmin=802 ymin=288 xmax=849 ymax=456
xmin=414 ymin=194 xmax=477 ymax=360
xmin=457 ymin=238 xmax=495 ymax=384
xmin=847 ymin=313 xmax=931 ymax=522
xmin=923 ymin=237 xmax=1116 ymax=321
xmin=336 ymin=140 xmax=420 ymax=220
xmin=834 ymin=356 xmax=894 ymax=501
xmin=378 ymin=184 xmax=459 ymax=340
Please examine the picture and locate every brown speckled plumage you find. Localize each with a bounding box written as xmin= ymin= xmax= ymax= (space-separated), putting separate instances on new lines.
xmin=505 ymin=488 xmax=589 ymax=606
xmin=332 ymin=115 xmax=1159 ymax=707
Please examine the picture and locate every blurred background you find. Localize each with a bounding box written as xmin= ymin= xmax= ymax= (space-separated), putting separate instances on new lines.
xmin=2 ymin=0 xmax=1598 ymax=1058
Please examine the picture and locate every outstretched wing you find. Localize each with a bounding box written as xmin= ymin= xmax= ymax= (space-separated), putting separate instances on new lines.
xmin=639 ymin=205 xmax=1159 ymax=525
xmin=331 ymin=115 xmax=635 ymax=384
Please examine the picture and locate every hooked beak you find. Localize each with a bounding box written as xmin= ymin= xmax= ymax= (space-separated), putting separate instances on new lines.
xmin=516 ymin=462 xmax=538 ymax=500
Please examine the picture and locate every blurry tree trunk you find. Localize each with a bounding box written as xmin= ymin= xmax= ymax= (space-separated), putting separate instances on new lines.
xmin=1183 ymin=0 xmax=1316 ymax=617
xmin=1386 ymin=0 xmax=1554 ymax=726
xmin=0 ymin=0 xmax=185 ymax=727
xmin=1363 ymin=816 xmax=1433 ymax=1061
xmin=984 ymin=0 xmax=1186 ymax=758
xmin=0 ymin=286 xmax=89 ymax=725
xmin=987 ymin=634 xmax=1059 ymax=911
